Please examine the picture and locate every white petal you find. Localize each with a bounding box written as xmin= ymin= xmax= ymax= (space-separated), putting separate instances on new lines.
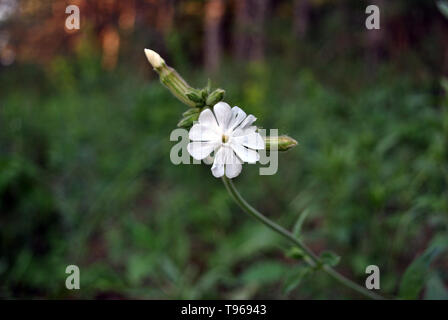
xmin=232 ymin=126 xmax=257 ymax=137
xmin=211 ymin=164 xmax=224 ymax=178
xmin=212 ymin=145 xmax=231 ymax=165
xmin=189 ymin=123 xmax=220 ymax=142
xmin=237 ymin=114 xmax=257 ymax=129
xmin=203 ymin=155 xmax=214 ymax=165
xmin=230 ymin=142 xmax=260 ymax=163
xmin=225 ymin=151 xmax=243 ymax=178
xmin=213 ymin=102 xmax=232 ymax=130
xmin=227 ymin=106 xmax=247 ymax=131
xmin=211 ymin=148 xmax=225 ymax=177
xmin=198 ymin=108 xmax=219 ymax=130
xmin=232 ymin=132 xmax=265 ymax=150
xmin=187 ymin=141 xmax=218 ymax=160
xmin=232 ymin=128 xmax=243 ymax=136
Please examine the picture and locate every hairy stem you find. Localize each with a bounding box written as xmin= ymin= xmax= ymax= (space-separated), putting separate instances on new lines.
xmin=222 ymin=176 xmax=384 ymax=300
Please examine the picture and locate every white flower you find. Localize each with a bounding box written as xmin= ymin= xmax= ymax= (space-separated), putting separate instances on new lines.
xmin=187 ymin=102 xmax=265 ymax=179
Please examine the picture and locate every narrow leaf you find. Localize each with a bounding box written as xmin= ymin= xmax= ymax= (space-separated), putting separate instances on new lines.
xmin=424 ymin=273 xmax=448 ymax=300
xmin=292 ymin=208 xmax=310 ymax=237
xmin=399 ymin=236 xmax=448 ymax=299
xmin=283 ymin=266 xmax=311 ymax=294
xmin=437 ymin=1 xmax=448 ymax=19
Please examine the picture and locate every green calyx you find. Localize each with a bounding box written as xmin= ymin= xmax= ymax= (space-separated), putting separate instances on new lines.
xmin=177 ymin=87 xmax=225 ymax=128
xmin=177 ymin=108 xmax=200 ymax=128
xmin=206 ymin=89 xmax=225 ymax=106
xmin=179 ymin=82 xmax=226 ymax=128
xmin=185 ymin=87 xmax=225 ymax=108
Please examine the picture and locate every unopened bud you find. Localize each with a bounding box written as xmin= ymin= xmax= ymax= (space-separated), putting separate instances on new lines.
xmin=206 ymin=88 xmax=225 ymax=106
xmin=177 ymin=112 xmax=199 ymax=128
xmin=182 ymin=108 xmax=201 ymax=117
xmin=144 ymin=49 xmax=196 ymax=107
xmin=186 ymin=91 xmax=205 ymax=106
xmin=144 ymin=49 xmax=165 ymax=69
xmin=264 ymin=135 xmax=298 ymax=151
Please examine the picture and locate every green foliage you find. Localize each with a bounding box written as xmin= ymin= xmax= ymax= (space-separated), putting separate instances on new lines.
xmin=399 ymin=236 xmax=448 ymax=299
xmin=283 ymin=266 xmax=312 ymax=295
xmin=241 ymin=261 xmax=287 ymax=286
xmin=424 ymin=273 xmax=448 ymax=300
xmin=1 ymin=46 xmax=447 ymax=299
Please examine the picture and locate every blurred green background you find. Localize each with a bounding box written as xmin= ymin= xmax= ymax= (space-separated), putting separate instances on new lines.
xmin=1 ymin=0 xmax=448 ymax=299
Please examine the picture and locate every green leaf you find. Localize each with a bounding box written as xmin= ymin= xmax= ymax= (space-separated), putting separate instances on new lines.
xmin=320 ymin=251 xmax=341 ymax=267
xmin=399 ymin=236 xmax=448 ymax=299
xmin=437 ymin=1 xmax=448 ymax=19
xmin=283 ymin=266 xmax=311 ymax=294
xmin=241 ymin=261 xmax=286 ymax=286
xmin=424 ymin=273 xmax=448 ymax=300
xmin=441 ymin=78 xmax=448 ymax=93
xmin=127 ymin=254 xmax=154 ymax=285
xmin=292 ymin=208 xmax=310 ymax=237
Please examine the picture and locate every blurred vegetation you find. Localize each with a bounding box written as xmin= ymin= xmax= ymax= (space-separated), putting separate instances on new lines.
xmin=0 ymin=0 xmax=448 ymax=299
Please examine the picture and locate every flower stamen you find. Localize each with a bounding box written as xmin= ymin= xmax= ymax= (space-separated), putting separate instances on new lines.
xmin=222 ymin=134 xmax=229 ymax=143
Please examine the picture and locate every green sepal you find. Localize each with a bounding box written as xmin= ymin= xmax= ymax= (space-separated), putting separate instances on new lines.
xmin=201 ymin=89 xmax=208 ymax=100
xmin=205 ymin=79 xmax=212 ymax=95
xmin=186 ymin=91 xmax=204 ymax=104
xmin=206 ymin=88 xmax=225 ymax=107
xmin=182 ymin=108 xmax=201 ymax=117
xmin=177 ymin=112 xmax=199 ymax=129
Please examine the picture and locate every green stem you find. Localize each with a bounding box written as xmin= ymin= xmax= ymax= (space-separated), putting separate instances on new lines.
xmin=222 ymin=176 xmax=385 ymax=300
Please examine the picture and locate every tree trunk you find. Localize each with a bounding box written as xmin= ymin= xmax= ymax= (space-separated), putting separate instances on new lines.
xmin=204 ymin=0 xmax=225 ymax=73
xmin=233 ymin=0 xmax=248 ymax=60
xmin=293 ymin=0 xmax=310 ymax=39
xmin=233 ymin=0 xmax=269 ymax=62
xmin=156 ymin=0 xmax=174 ymax=34
xmin=250 ymin=0 xmax=268 ymax=61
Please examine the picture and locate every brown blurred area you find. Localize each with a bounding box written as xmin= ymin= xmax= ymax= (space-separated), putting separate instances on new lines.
xmin=1 ymin=0 xmax=447 ymax=75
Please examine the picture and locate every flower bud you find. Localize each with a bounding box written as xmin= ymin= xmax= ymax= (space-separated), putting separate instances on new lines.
xmin=183 ymin=108 xmax=201 ymax=117
xmin=177 ymin=111 xmax=199 ymax=128
xmin=144 ymin=49 xmax=165 ymax=69
xmin=186 ymin=91 xmax=205 ymax=106
xmin=264 ymin=135 xmax=298 ymax=151
xmin=206 ymin=88 xmax=225 ymax=106
xmin=144 ymin=49 xmax=196 ymax=107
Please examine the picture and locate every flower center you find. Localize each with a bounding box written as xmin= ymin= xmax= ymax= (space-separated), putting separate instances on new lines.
xmin=222 ymin=134 xmax=229 ymax=143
